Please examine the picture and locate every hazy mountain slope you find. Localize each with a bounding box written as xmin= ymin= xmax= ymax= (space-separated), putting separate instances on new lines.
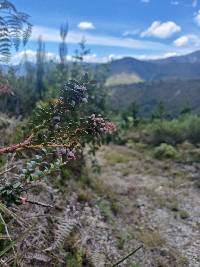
xmin=105 ymin=72 xmax=143 ymax=86
xmin=152 ymin=50 xmax=200 ymax=64
xmin=109 ymin=57 xmax=157 ymax=80
xmin=107 ymin=50 xmax=200 ymax=81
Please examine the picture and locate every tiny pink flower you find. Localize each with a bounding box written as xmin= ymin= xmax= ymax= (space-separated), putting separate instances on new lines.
xmin=20 ymin=197 xmax=28 ymax=205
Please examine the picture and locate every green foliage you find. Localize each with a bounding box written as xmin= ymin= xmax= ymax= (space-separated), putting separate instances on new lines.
xmin=151 ymin=101 xmax=167 ymax=120
xmin=0 ymin=39 xmax=110 ymax=120
xmin=109 ymin=78 xmax=200 ymax=117
xmin=30 ymin=75 xmax=114 ymax=148
xmin=182 ymin=115 xmax=200 ymax=144
xmin=71 ymin=37 xmax=90 ymax=80
xmin=98 ymin=200 xmax=114 ymax=221
xmin=65 ymin=250 xmax=84 ymax=267
xmin=19 ymin=150 xmax=66 ymax=183
xmin=131 ymin=264 xmax=141 ymax=267
xmin=147 ymin=119 xmax=183 ymax=146
xmin=0 ymin=76 xmax=115 ymax=206
xmin=179 ymin=210 xmax=189 ymax=220
xmin=0 ymin=182 xmax=23 ymax=206
xmin=153 ymin=143 xmax=179 ymax=159
xmin=107 ymin=129 xmax=127 ymax=145
xmin=143 ymin=115 xmax=200 ymax=146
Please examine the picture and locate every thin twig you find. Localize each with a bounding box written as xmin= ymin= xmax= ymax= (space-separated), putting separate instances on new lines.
xmin=26 ymin=199 xmax=53 ymax=208
xmin=24 ymin=214 xmax=60 ymax=219
xmin=9 ymin=152 xmax=16 ymax=164
xmin=111 ymin=245 xmax=143 ymax=267
xmin=0 ymin=166 xmax=16 ymax=176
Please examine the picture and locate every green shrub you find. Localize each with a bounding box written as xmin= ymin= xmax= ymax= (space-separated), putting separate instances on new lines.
xmin=146 ymin=119 xmax=183 ymax=146
xmin=153 ymin=143 xmax=179 ymax=159
xmin=142 ymin=115 xmax=200 ymax=146
xmin=179 ymin=210 xmax=189 ymax=220
xmin=183 ymin=115 xmax=200 ymax=144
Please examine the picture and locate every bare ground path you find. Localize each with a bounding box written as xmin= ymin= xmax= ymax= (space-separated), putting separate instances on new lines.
xmin=95 ymin=144 xmax=200 ymax=267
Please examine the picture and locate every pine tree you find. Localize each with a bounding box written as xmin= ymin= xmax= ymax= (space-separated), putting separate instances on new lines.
xmin=36 ymin=36 xmax=46 ymax=99
xmin=59 ymin=20 xmax=68 ymax=81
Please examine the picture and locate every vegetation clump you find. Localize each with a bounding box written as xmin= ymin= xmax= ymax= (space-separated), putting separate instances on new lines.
xmin=153 ymin=143 xmax=179 ymax=159
xmin=143 ymin=115 xmax=200 ymax=146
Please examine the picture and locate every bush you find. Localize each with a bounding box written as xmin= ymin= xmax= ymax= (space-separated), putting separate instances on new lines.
xmin=153 ymin=143 xmax=179 ymax=159
xmin=142 ymin=115 xmax=200 ymax=146
xmin=145 ymin=119 xmax=183 ymax=146
xmin=182 ymin=115 xmax=200 ymax=144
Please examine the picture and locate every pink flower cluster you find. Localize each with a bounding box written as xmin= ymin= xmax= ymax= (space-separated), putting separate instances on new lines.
xmin=89 ymin=114 xmax=116 ymax=135
xmin=103 ymin=121 xmax=117 ymax=134
xmin=20 ymin=196 xmax=28 ymax=205
xmin=0 ymin=83 xmax=12 ymax=94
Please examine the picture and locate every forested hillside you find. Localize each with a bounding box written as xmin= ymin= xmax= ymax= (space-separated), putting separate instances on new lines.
xmin=110 ymin=79 xmax=200 ymax=116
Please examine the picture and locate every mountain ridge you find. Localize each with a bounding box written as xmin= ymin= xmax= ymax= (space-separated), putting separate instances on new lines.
xmin=107 ymin=50 xmax=200 ymax=81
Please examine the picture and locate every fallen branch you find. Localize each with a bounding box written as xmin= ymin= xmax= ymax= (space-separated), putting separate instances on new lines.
xmin=26 ymin=199 xmax=53 ymax=208
xmin=111 ymin=245 xmax=143 ymax=267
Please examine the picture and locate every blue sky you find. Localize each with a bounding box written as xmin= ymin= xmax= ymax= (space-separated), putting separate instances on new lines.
xmin=11 ymin=0 xmax=200 ymax=63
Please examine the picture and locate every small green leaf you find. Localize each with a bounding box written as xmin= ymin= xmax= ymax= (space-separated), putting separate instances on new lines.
xmin=13 ymin=182 xmax=21 ymax=189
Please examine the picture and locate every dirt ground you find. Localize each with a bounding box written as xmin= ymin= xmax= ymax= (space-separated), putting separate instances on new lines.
xmin=95 ymin=144 xmax=200 ymax=267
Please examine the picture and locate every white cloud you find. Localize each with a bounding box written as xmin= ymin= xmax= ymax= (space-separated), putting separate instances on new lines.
xmin=122 ymin=29 xmax=140 ymax=37
xmin=77 ymin=21 xmax=95 ymax=30
xmin=84 ymin=54 xmax=115 ymax=63
xmin=13 ymin=50 xmax=36 ymax=63
xmin=174 ymin=34 xmax=200 ymax=47
xmin=174 ymin=35 xmax=189 ymax=46
xmin=171 ymin=1 xmax=179 ymax=5
xmin=108 ymin=52 xmax=181 ymax=61
xmin=30 ymin=25 xmax=172 ymax=52
xmin=24 ymin=25 xmax=197 ymax=64
xmin=11 ymin=50 xmax=115 ymax=64
xmin=11 ymin=49 xmax=199 ymax=65
xmin=11 ymin=50 xmax=58 ymax=64
xmin=163 ymin=52 xmax=178 ymax=57
xmin=141 ymin=21 xmax=181 ymax=39
xmin=194 ymin=10 xmax=200 ymax=26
